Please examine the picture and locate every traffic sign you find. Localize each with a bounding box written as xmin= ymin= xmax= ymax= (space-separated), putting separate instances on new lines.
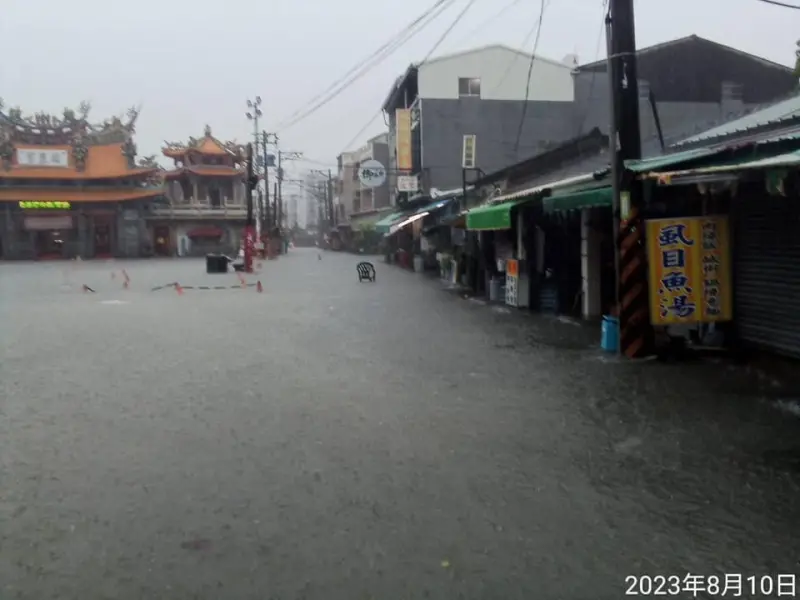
xmin=358 ymin=159 xmax=386 ymax=188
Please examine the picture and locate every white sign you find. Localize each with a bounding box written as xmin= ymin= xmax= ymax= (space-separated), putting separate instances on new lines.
xmin=16 ymin=148 xmax=69 ymax=167
xmin=358 ymin=159 xmax=386 ymax=188
xmin=24 ymin=215 xmax=74 ymax=231
xmin=396 ymin=175 xmax=418 ymax=193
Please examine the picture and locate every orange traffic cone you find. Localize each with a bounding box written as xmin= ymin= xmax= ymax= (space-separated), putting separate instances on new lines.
xmin=174 ymin=283 xmax=183 ymax=295
xmin=256 ymin=280 xmax=263 ymax=293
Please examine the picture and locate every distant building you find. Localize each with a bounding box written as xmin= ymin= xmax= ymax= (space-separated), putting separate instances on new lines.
xmin=153 ymin=125 xmax=248 ymax=257
xmin=382 ymin=44 xmax=577 ymax=206
xmin=336 ymin=133 xmax=391 ymax=228
xmin=380 ymin=36 xmax=796 ymax=207
xmin=0 ymin=103 xmax=165 ymax=260
xmin=302 ymin=170 xmax=326 ymax=230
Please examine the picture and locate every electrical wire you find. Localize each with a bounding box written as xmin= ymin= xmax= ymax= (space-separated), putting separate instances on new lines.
xmin=274 ymin=0 xmax=458 ymax=132
xmin=448 ymin=0 xmax=526 ymax=49
xmin=512 ymin=0 xmax=547 ymax=155
xmin=754 ymin=0 xmax=800 ymax=8
xmin=338 ymin=0 xmax=479 ymax=154
xmin=276 ymin=0 xmax=454 ymax=127
xmin=575 ymin=0 xmax=611 ymax=137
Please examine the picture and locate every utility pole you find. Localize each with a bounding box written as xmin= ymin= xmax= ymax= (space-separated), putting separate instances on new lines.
xmin=276 ymin=149 xmax=303 ymax=252
xmin=242 ymin=96 xmax=262 ymax=273
xmin=261 ymin=131 xmax=279 ymax=240
xmin=327 ymin=169 xmax=335 ymax=228
xmin=608 ymin=0 xmax=651 ymax=357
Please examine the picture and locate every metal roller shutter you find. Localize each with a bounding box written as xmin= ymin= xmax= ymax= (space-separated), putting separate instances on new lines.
xmin=733 ymin=195 xmax=800 ymax=357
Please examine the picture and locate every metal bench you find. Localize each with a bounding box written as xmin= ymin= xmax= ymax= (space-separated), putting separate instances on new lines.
xmin=357 ymin=261 xmax=376 ymax=282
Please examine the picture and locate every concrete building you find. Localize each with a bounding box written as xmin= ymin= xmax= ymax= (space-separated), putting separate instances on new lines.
xmin=382 ymin=45 xmax=577 ymax=206
xmin=336 ymin=133 xmax=391 ymax=227
xmin=381 ymin=37 xmax=796 ymax=208
xmin=302 ymin=170 xmax=327 ymax=230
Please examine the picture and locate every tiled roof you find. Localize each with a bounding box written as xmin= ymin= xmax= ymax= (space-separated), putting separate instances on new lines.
xmin=0 ymin=143 xmax=157 ymax=179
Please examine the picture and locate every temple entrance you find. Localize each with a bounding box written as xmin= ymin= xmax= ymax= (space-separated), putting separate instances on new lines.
xmin=35 ymin=230 xmax=68 ymax=259
xmin=94 ymin=222 xmax=112 ymax=257
xmin=154 ymin=226 xmax=171 ymax=256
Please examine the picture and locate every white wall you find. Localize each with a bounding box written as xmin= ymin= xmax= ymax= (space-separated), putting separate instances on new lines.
xmin=417 ymin=45 xmax=574 ymax=102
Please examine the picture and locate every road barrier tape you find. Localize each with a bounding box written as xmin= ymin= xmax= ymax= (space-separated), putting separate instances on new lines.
xmin=150 ymin=282 xmax=258 ymax=292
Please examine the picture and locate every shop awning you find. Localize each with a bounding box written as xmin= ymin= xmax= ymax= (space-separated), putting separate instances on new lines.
xmin=374 ymin=211 xmax=408 ymax=234
xmin=187 ymin=226 xmax=223 ymax=238
xmin=384 ymin=198 xmax=456 ymax=235
xmin=542 ymin=186 xmax=612 ymax=213
xmin=640 ymin=148 xmax=800 ymax=184
xmin=466 ymin=199 xmax=525 ymax=231
xmin=349 ymin=209 xmax=394 ymax=231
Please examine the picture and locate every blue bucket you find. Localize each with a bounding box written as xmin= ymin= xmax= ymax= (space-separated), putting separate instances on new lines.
xmin=601 ymin=315 xmax=619 ymax=353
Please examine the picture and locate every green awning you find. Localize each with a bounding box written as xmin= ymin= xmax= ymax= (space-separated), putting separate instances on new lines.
xmin=374 ymin=211 xmax=406 ymax=234
xmin=542 ymin=186 xmax=612 ymax=213
xmin=466 ymin=199 xmax=524 ymax=230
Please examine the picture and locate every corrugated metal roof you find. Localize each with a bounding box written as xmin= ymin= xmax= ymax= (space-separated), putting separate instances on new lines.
xmin=643 ymin=148 xmax=800 ymax=182
xmin=675 ymin=94 xmax=800 ymax=146
xmin=625 ymin=147 xmax=720 ymax=172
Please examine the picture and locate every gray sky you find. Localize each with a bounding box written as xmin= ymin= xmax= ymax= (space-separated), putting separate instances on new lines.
xmin=2 ymin=0 xmax=797 ymax=177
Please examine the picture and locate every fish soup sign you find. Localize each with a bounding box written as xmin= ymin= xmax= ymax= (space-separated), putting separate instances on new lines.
xmin=646 ymin=216 xmax=732 ymax=325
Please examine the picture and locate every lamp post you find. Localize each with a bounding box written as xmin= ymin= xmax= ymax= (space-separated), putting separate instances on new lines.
xmin=243 ymin=96 xmax=262 ymax=273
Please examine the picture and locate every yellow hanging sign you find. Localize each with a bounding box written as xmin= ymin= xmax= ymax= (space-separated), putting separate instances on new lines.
xmin=646 ymin=216 xmax=732 ymax=325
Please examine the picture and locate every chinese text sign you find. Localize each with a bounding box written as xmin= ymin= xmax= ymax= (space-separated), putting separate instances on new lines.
xmin=646 ymin=216 xmax=732 ymax=325
xmin=395 ymin=109 xmax=412 ymax=171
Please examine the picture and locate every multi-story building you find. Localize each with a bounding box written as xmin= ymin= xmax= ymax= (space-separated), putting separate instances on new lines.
xmin=572 ymin=35 xmax=796 ymax=147
xmin=381 ymin=37 xmax=796 ymax=207
xmin=336 ymin=133 xmax=391 ymax=228
xmin=150 ymin=125 xmax=247 ymax=256
xmin=0 ymin=103 xmax=165 ymax=260
xmin=382 ymin=44 xmax=577 ymax=205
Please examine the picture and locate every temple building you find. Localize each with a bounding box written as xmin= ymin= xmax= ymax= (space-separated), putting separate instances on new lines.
xmin=150 ymin=126 xmax=247 ymax=256
xmin=0 ymin=102 xmax=165 ymax=260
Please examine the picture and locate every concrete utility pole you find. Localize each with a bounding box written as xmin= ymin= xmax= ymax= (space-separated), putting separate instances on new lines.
xmin=608 ymin=0 xmax=651 ymax=357
xmin=242 ymin=96 xmax=262 ymax=273
xmin=310 ymin=169 xmax=335 ymax=229
xmin=261 ymin=132 xmax=279 ymax=230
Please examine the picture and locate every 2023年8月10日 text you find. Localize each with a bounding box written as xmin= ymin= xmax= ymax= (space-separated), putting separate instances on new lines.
xmin=624 ymin=573 xmax=798 ymax=596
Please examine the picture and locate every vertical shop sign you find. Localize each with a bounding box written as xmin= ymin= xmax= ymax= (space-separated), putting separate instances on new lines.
xmin=646 ymin=216 xmax=732 ymax=325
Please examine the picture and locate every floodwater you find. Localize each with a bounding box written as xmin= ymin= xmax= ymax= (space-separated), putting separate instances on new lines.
xmin=1 ymin=250 xmax=799 ymax=599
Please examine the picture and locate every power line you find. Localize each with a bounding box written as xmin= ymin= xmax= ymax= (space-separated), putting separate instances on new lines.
xmin=420 ymin=0 xmax=480 ymax=63
xmin=276 ymin=0 xmax=454 ymax=127
xmin=274 ymin=0 xmax=458 ymax=132
xmin=448 ymin=0 xmax=526 ymax=49
xmin=338 ymin=0 xmax=479 ymax=154
xmin=754 ymin=0 xmax=800 ymax=8
xmin=575 ymin=0 xmax=611 ymax=137
xmin=512 ymin=0 xmax=548 ymax=155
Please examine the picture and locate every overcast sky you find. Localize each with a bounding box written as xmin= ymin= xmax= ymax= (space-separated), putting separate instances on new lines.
xmin=1 ymin=0 xmax=797 ymax=179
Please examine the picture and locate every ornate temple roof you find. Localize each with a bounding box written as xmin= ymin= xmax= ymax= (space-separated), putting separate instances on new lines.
xmin=0 ymin=100 xmax=163 ymax=183
xmin=162 ymin=125 xmax=246 ymax=161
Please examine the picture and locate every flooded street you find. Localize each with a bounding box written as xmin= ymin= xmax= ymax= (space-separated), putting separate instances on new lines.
xmin=1 ymin=249 xmax=799 ymax=599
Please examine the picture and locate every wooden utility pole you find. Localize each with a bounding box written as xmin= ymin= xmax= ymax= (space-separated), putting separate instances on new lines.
xmin=609 ymin=0 xmax=651 ymax=357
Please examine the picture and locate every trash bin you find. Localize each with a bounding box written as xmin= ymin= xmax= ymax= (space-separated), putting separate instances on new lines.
xmin=601 ymin=315 xmax=619 ymax=352
xmin=206 ymin=254 xmax=228 ymax=274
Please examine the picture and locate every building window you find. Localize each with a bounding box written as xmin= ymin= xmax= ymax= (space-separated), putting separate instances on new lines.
xmin=458 ymin=77 xmax=481 ymax=97
xmin=462 ymin=134 xmax=476 ymax=169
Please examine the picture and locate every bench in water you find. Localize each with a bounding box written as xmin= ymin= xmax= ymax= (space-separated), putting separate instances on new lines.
xmin=357 ymin=262 xmax=376 ymax=282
